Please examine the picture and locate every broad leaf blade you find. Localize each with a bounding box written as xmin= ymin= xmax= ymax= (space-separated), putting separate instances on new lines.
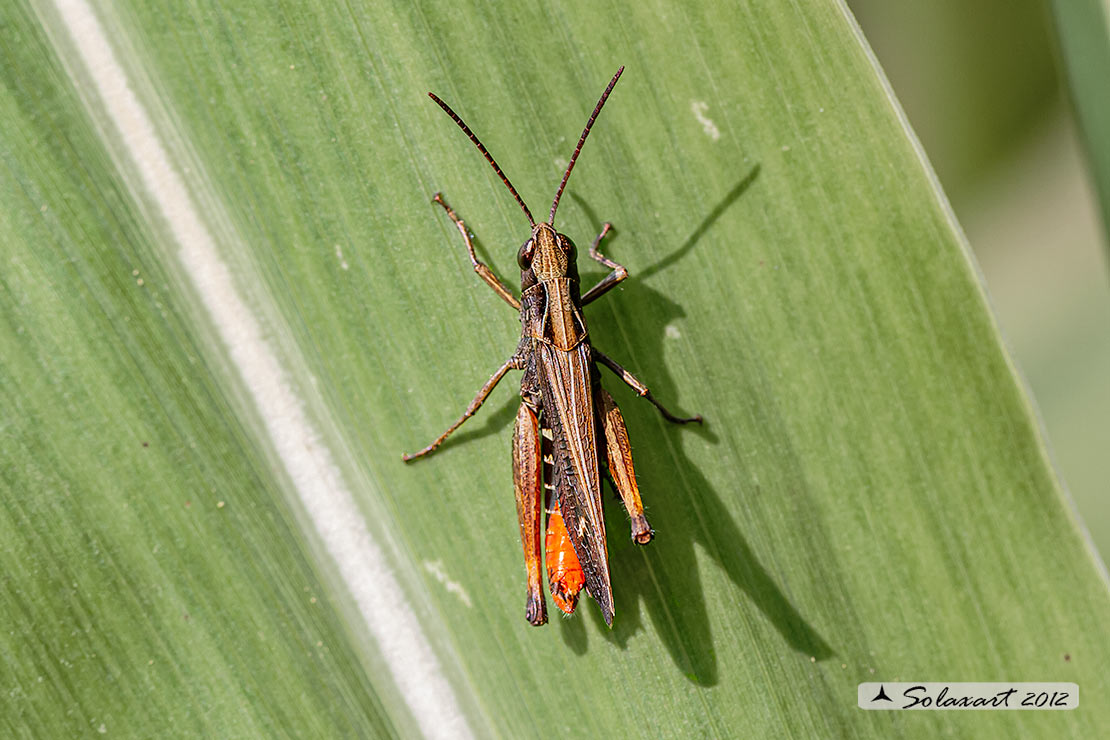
xmin=1050 ymin=0 xmax=1110 ymax=238
xmin=1 ymin=3 xmax=399 ymax=736
xmin=4 ymin=0 xmax=1109 ymax=737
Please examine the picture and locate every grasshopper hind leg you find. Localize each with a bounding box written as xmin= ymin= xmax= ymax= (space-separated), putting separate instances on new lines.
xmin=597 ymin=386 xmax=654 ymax=544
xmin=512 ymin=402 xmax=547 ymax=626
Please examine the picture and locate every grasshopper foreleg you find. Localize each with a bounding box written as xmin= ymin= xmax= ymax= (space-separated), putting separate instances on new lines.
xmin=433 ymin=193 xmax=521 ymax=310
xmin=593 ymin=349 xmax=702 ymax=425
xmin=581 ymin=222 xmax=628 ymax=305
xmin=402 ymin=356 xmax=522 ymax=461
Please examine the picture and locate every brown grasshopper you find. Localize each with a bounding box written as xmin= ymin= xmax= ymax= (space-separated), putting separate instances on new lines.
xmin=404 ymin=67 xmax=701 ymax=627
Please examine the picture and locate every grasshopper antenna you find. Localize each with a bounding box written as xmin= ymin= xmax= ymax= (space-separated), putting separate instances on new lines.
xmin=428 ymin=92 xmax=536 ymax=227
xmin=549 ymin=66 xmax=624 ymax=225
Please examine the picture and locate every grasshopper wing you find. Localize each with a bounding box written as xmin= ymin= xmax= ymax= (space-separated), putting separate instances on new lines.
xmin=538 ymin=341 xmax=614 ymax=625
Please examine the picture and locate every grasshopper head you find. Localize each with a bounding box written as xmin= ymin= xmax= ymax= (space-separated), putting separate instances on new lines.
xmin=518 ymin=222 xmax=577 ymax=282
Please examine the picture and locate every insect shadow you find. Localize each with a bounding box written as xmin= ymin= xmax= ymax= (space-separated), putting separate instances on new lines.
xmin=556 ymin=166 xmax=834 ymax=686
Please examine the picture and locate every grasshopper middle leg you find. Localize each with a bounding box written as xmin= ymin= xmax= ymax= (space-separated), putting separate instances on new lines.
xmin=593 ymin=349 xmax=703 ymax=425
xmin=402 ymin=356 xmax=521 ymax=461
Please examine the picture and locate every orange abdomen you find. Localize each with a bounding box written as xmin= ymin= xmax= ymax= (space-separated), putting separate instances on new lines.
xmin=545 ymin=497 xmax=585 ymax=614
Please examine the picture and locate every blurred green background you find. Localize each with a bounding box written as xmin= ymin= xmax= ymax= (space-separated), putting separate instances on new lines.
xmin=848 ymin=0 xmax=1110 ymax=562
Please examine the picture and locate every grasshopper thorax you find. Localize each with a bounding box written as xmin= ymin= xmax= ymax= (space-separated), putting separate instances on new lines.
xmin=518 ymin=223 xmax=577 ymax=283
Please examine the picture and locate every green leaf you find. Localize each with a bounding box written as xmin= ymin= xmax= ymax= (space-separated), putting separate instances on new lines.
xmin=1050 ymin=0 xmax=1110 ymax=239
xmin=1 ymin=4 xmax=399 ymax=737
xmin=3 ymin=0 xmax=1108 ymax=737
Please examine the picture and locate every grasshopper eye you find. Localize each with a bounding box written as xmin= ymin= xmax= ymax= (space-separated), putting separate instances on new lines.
xmin=517 ymin=239 xmax=535 ymax=268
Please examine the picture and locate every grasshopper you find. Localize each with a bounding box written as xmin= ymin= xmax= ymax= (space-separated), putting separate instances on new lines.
xmin=404 ymin=67 xmax=701 ymax=627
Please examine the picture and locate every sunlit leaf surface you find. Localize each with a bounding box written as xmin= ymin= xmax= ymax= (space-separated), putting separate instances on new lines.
xmin=2 ymin=0 xmax=1107 ymax=736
